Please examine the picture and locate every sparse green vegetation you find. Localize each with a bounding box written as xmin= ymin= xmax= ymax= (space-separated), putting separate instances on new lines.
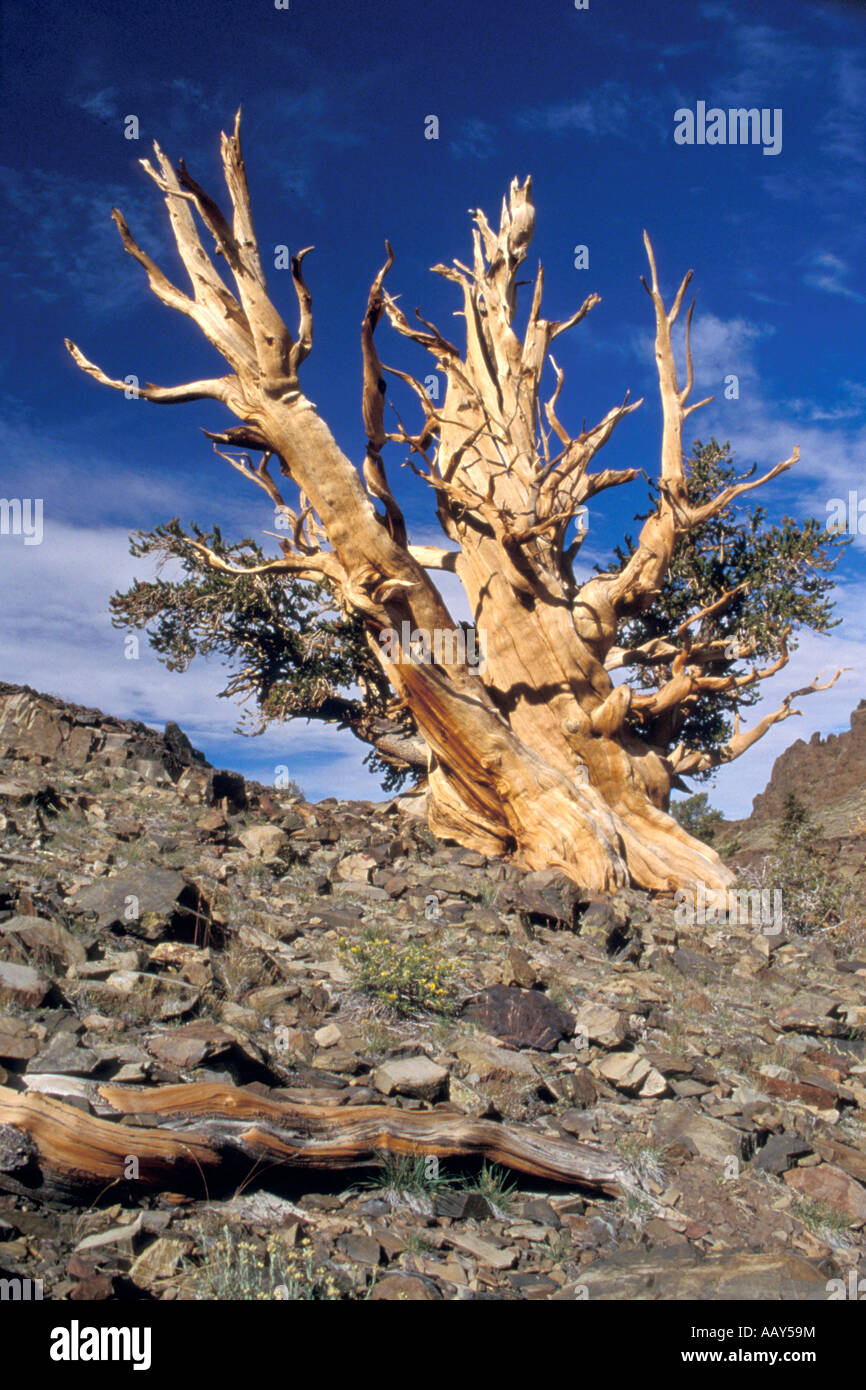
xmin=183 ymin=1226 xmax=342 ymax=1300
xmin=403 ymin=1230 xmax=435 ymax=1256
xmin=614 ymin=1135 xmax=667 ymax=1190
xmin=739 ymin=794 xmax=860 ymax=936
xmin=790 ymin=1195 xmax=853 ymax=1242
xmin=362 ymin=1152 xmax=454 ymax=1198
xmin=476 ymin=882 xmax=500 ymax=909
xmin=339 ymin=930 xmax=460 ymax=1016
xmin=670 ymin=792 xmax=724 ymax=845
xmin=361 ymin=1153 xmax=518 ymax=1216
xmin=461 ymin=1161 xmax=517 ymax=1213
xmin=359 ymin=1020 xmax=400 ymax=1058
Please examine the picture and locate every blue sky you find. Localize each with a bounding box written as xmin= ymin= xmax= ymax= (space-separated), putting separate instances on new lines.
xmin=0 ymin=0 xmax=864 ymax=816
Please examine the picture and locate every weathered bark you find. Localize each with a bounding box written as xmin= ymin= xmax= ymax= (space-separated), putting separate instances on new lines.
xmin=0 ymin=1082 xmax=630 ymax=1201
xmin=65 ymin=115 xmax=841 ymax=895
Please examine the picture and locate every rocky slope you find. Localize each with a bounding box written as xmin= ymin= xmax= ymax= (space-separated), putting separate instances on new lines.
xmin=1 ymin=683 xmax=865 ymax=1301
xmin=751 ymin=700 xmax=866 ymax=824
xmin=712 ymin=701 xmax=866 ymax=891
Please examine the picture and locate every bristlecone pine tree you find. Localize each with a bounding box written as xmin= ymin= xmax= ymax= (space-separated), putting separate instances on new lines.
xmin=66 ymin=113 xmax=845 ymax=896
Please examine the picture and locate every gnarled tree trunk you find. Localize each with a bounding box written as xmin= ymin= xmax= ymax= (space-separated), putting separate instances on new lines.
xmin=66 ymin=115 xmax=840 ymax=895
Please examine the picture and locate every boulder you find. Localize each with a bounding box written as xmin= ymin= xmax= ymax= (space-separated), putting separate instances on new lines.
xmin=373 ymin=1055 xmax=449 ymax=1101
xmin=451 ymin=1036 xmax=538 ymax=1085
xmin=594 ymin=1051 xmax=668 ymax=1098
xmin=26 ymin=1032 xmax=102 ymax=1076
xmin=238 ymin=825 xmax=289 ymax=859
xmin=0 ymin=915 xmax=87 ymax=971
xmin=574 ymin=1000 xmax=626 ymax=1049
xmin=334 ymin=852 xmax=377 ymax=883
xmin=784 ymin=1163 xmax=866 ymax=1224
xmin=461 ymin=985 xmax=573 ymax=1052
xmin=68 ymin=868 xmax=205 ymax=943
xmin=0 ymin=959 xmax=50 ymax=1007
xmin=577 ymin=895 xmax=636 ymax=956
xmin=0 ymin=1015 xmax=40 ymax=1062
xmin=651 ymin=1100 xmax=747 ymax=1164
xmin=506 ymin=868 xmax=583 ymax=930
xmin=103 ymin=970 xmax=200 ymax=1020
xmin=569 ymin=1247 xmax=828 ymax=1300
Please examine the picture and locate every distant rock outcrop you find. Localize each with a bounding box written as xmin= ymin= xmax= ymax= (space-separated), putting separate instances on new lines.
xmin=0 ymin=682 xmax=209 ymax=784
xmin=749 ymin=699 xmax=866 ymax=822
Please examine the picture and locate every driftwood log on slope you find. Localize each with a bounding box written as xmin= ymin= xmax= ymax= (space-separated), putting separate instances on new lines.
xmin=0 ymin=1081 xmax=630 ymax=1201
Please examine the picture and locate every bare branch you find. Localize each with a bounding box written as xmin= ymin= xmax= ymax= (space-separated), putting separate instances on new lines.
xmin=138 ymin=146 xmax=255 ymax=373
xmin=680 ymin=298 xmax=696 ymax=404
xmin=408 ymin=545 xmax=460 ymax=571
xmin=549 ymin=292 xmax=601 ymax=342
xmin=544 ymin=358 xmax=570 ymax=446
xmin=579 ymin=238 xmax=735 ymax=621
xmin=675 ymin=583 xmax=750 ymax=638
xmin=383 ymin=292 xmax=460 ymax=358
xmin=670 ymin=668 xmax=849 ymax=774
xmin=361 ymin=243 xmax=395 ymax=451
xmin=182 ymin=534 xmax=345 ymax=585
xmin=175 ymin=110 xmax=294 ymax=387
xmin=289 ymin=247 xmax=314 ymax=379
xmin=64 ymin=341 xmax=236 ymax=404
xmin=209 ymin=443 xmax=287 ymax=511
xmin=688 ymin=449 xmax=800 ymax=526
xmin=110 ymin=209 xmax=195 ymax=318
xmin=667 ymin=269 xmax=694 ymax=327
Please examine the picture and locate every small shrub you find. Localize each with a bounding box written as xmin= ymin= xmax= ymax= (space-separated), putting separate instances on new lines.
xmin=775 ymin=792 xmax=811 ymax=846
xmin=614 ymin=1135 xmax=667 ymax=1189
xmin=338 ymin=931 xmax=460 ymax=1015
xmin=359 ymin=1021 xmax=399 ymax=1058
xmin=739 ymin=801 xmax=858 ymax=936
xmin=184 ymin=1227 xmax=341 ymax=1300
xmin=403 ymin=1230 xmax=435 ymax=1256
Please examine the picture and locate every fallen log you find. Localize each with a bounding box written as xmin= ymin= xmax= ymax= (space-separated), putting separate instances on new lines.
xmin=0 ymin=1080 xmax=630 ymax=1200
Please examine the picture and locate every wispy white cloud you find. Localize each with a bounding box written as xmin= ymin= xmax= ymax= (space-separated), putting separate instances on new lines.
xmin=78 ymin=87 xmax=119 ymax=123
xmin=815 ymin=51 xmax=866 ymax=168
xmin=699 ymin=17 xmax=818 ymax=106
xmin=251 ymin=86 xmax=366 ymax=210
xmin=783 ymin=380 xmax=866 ymax=424
xmin=517 ymin=82 xmax=663 ymax=143
xmin=449 ymin=119 xmax=497 ymax=161
xmin=0 ymin=166 xmax=169 ymax=313
xmin=631 ymin=309 xmax=772 ymax=401
xmin=0 ymin=518 xmax=383 ymax=802
xmin=0 ymin=408 xmax=295 ymax=540
xmin=802 ymin=251 xmax=866 ymax=303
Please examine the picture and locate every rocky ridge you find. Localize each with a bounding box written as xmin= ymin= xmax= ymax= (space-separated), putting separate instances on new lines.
xmin=713 ymin=699 xmax=866 ymax=890
xmin=751 ymin=700 xmax=866 ymax=824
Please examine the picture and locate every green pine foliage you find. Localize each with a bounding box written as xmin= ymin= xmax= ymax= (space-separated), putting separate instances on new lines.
xmin=111 ymin=439 xmax=849 ymax=792
xmin=109 ymin=521 xmax=408 ymax=790
xmin=606 ymin=440 xmax=849 ymax=775
xmin=670 ymin=792 xmax=724 ymax=844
